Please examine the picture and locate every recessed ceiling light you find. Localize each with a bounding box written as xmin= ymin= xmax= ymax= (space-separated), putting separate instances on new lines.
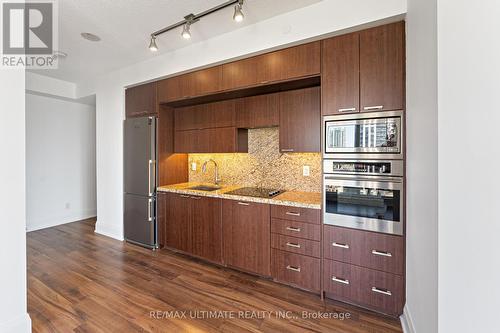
xmin=81 ymin=32 xmax=101 ymax=42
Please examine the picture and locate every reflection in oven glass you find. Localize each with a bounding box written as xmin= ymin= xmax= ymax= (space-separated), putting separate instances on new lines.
xmin=325 ymin=186 xmax=400 ymax=222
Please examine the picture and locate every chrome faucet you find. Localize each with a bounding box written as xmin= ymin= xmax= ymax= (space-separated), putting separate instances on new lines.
xmin=202 ymin=159 xmax=221 ymax=185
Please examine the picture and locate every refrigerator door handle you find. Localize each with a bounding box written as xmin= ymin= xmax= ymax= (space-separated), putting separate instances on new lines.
xmin=148 ymin=160 xmax=156 ymax=196
xmin=147 ymin=198 xmax=153 ymax=222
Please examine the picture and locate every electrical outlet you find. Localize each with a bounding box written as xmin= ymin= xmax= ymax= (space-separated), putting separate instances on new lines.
xmin=303 ymin=165 xmax=310 ymax=177
xmin=191 ymin=162 xmax=197 ymax=171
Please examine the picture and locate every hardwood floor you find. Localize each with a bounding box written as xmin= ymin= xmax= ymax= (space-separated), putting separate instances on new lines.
xmin=27 ymin=219 xmax=402 ymax=333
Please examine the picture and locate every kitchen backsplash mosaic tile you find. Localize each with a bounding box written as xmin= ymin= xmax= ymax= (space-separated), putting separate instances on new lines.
xmin=188 ymin=127 xmax=321 ymax=192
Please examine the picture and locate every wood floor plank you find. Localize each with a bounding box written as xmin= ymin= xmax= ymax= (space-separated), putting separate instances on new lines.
xmin=27 ymin=219 xmax=402 ymax=333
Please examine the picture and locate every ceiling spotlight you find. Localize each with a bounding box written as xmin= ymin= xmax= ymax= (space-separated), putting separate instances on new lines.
xmin=233 ymin=0 xmax=244 ymax=22
xmin=181 ymin=22 xmax=191 ymax=39
xmin=149 ymin=35 xmax=158 ymax=52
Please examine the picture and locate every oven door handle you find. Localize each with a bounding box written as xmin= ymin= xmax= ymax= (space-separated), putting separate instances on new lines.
xmin=324 ymin=175 xmax=402 ymax=183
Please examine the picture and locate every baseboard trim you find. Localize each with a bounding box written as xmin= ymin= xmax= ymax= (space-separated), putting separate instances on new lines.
xmin=0 ymin=313 xmax=31 ymax=333
xmin=400 ymin=305 xmax=416 ymax=333
xmin=26 ymin=210 xmax=97 ymax=232
xmin=94 ymin=222 xmax=124 ymax=241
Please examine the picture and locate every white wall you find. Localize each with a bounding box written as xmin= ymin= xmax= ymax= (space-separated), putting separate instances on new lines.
xmin=438 ymin=1 xmax=500 ymax=332
xmin=93 ymin=0 xmax=407 ymax=240
xmin=0 ymin=71 xmax=31 ymax=332
xmin=26 ymin=93 xmax=97 ymax=231
xmin=404 ymin=0 xmax=438 ymax=332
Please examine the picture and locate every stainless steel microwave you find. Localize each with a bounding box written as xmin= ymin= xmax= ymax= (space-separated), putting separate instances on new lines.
xmin=323 ymin=111 xmax=404 ymax=160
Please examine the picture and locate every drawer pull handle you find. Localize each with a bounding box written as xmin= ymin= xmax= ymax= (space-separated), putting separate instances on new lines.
xmin=331 ymin=276 xmax=349 ymax=285
xmin=338 ymin=107 xmax=356 ymax=112
xmin=332 ymin=242 xmax=349 ymax=249
xmin=371 ymin=250 xmax=392 ymax=257
xmin=285 ymin=212 xmax=301 ymax=217
xmin=286 ymin=226 xmax=301 ymax=232
xmin=363 ymin=105 xmax=384 ymax=111
xmin=371 ymin=287 xmax=392 ymax=296
xmin=190 ymin=196 xmax=202 ymax=200
xmin=281 ymin=148 xmax=295 ymax=152
xmin=286 ymin=265 xmax=301 ymax=272
xmin=237 ymin=202 xmax=250 ymax=206
xmin=180 ymin=195 xmax=190 ymax=198
xmin=286 ymin=242 xmax=301 ymax=248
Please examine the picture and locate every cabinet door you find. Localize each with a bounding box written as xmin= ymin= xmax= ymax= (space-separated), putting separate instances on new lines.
xmin=174 ymin=129 xmax=210 ymax=153
xmin=157 ymin=66 xmax=222 ymax=102
xmin=125 ymin=82 xmax=157 ymax=118
xmin=235 ymin=93 xmax=279 ymax=128
xmin=174 ymin=104 xmax=211 ymax=131
xmin=279 ymin=87 xmax=321 ymax=153
xmin=360 ymin=22 xmax=405 ymax=112
xmin=165 ymin=193 xmax=191 ymax=253
xmin=223 ymin=200 xmax=271 ymax=276
xmin=191 ymin=196 xmax=222 ymax=263
xmin=322 ymin=33 xmax=360 ymax=115
xmin=222 ymin=42 xmax=320 ymax=91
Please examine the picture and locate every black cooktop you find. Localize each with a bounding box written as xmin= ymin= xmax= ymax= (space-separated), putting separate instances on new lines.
xmin=225 ymin=187 xmax=283 ymax=198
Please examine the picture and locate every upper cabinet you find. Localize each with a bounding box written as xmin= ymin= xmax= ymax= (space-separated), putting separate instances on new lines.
xmin=360 ymin=22 xmax=405 ymax=112
xmin=279 ymin=87 xmax=321 ymax=153
xmin=174 ymin=99 xmax=235 ymax=131
xmin=222 ymin=42 xmax=321 ymax=91
xmin=322 ymin=33 xmax=360 ymax=115
xmin=322 ymin=22 xmax=405 ymax=115
xmin=125 ymin=82 xmax=157 ymax=118
xmin=157 ymin=66 xmax=223 ymax=103
xmin=235 ymin=93 xmax=279 ymax=128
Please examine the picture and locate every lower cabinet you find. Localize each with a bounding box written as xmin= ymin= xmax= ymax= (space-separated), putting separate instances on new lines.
xmin=222 ymin=200 xmax=271 ymax=276
xmin=271 ymin=249 xmax=321 ymax=293
xmin=323 ymin=259 xmax=404 ymax=317
xmin=162 ymin=192 xmax=222 ymax=263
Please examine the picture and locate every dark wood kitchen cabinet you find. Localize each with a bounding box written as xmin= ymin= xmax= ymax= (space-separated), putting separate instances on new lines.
xmin=174 ymin=99 xmax=235 ymax=130
xmin=322 ymin=33 xmax=360 ymax=115
xmin=279 ymin=86 xmax=321 ymax=153
xmin=125 ymin=82 xmax=157 ymax=118
xmin=322 ymin=22 xmax=405 ymax=115
xmin=359 ymin=22 xmax=405 ymax=112
xmin=174 ymin=127 xmax=247 ymax=153
xmin=222 ymin=200 xmax=271 ymax=276
xmin=221 ymin=42 xmax=321 ymax=91
xmin=235 ymin=93 xmax=280 ymax=128
xmin=162 ymin=192 xmax=222 ymax=263
xmin=164 ymin=193 xmax=191 ymax=253
xmin=157 ymin=66 xmax=223 ymax=103
xmin=191 ymin=196 xmax=222 ymax=263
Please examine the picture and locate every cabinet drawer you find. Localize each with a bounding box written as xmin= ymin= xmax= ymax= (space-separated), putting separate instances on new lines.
xmin=323 ymin=226 xmax=404 ymax=275
xmin=271 ymin=249 xmax=320 ymax=292
xmin=271 ymin=234 xmax=320 ymax=258
xmin=323 ymin=259 xmax=404 ymax=316
xmin=323 ymin=259 xmax=361 ymax=301
xmin=271 ymin=218 xmax=320 ymax=241
xmin=271 ymin=205 xmax=320 ymax=224
xmin=359 ymin=265 xmax=405 ymax=317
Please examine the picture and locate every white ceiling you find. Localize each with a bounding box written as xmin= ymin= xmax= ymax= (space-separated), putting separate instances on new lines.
xmin=30 ymin=0 xmax=321 ymax=84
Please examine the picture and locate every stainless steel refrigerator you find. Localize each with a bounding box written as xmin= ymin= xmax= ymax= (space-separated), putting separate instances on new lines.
xmin=124 ymin=116 xmax=157 ymax=248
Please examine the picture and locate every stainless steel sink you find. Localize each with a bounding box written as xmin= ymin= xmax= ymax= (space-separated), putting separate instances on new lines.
xmin=188 ymin=185 xmax=222 ymax=192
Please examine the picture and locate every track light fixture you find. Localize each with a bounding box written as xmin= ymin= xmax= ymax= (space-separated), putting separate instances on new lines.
xmin=148 ymin=0 xmax=247 ymax=51
xmin=233 ymin=0 xmax=244 ymax=22
xmin=148 ymin=35 xmax=158 ymax=52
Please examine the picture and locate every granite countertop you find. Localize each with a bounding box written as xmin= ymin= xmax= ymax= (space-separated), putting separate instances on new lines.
xmin=157 ymin=182 xmax=321 ymax=210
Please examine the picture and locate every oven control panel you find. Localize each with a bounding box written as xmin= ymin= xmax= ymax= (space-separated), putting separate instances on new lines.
xmin=323 ymin=159 xmax=404 ymax=177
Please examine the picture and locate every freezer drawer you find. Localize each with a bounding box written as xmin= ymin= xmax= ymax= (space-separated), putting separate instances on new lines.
xmin=124 ymin=194 xmax=156 ymax=248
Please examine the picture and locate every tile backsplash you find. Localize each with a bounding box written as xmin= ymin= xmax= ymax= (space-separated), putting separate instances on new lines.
xmin=188 ymin=127 xmax=321 ymax=192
